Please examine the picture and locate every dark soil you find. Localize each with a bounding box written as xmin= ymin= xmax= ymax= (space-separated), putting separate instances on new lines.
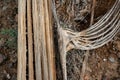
xmin=0 ymin=0 xmax=18 ymax=80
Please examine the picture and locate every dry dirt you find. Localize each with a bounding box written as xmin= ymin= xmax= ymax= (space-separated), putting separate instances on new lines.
xmin=0 ymin=0 xmax=17 ymax=80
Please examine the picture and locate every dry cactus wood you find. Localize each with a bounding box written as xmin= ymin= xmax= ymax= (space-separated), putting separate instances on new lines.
xmin=18 ymin=0 xmax=56 ymax=80
xmin=18 ymin=0 xmax=27 ymax=80
xmin=32 ymin=0 xmax=56 ymax=80
xmin=27 ymin=0 xmax=34 ymax=79
xmin=52 ymin=0 xmax=120 ymax=80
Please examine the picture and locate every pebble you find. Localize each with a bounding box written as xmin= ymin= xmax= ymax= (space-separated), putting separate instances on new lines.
xmin=6 ymin=74 xmax=11 ymax=79
xmin=2 ymin=6 xmax=8 ymax=11
xmin=109 ymin=57 xmax=115 ymax=63
xmin=103 ymin=58 xmax=107 ymax=62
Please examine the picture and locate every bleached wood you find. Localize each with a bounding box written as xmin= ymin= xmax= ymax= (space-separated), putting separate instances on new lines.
xmin=44 ymin=0 xmax=56 ymax=80
xmin=18 ymin=0 xmax=56 ymax=79
xmin=32 ymin=0 xmax=56 ymax=80
xmin=90 ymin=0 xmax=96 ymax=26
xmin=32 ymin=0 xmax=43 ymax=79
xmin=17 ymin=0 xmax=27 ymax=80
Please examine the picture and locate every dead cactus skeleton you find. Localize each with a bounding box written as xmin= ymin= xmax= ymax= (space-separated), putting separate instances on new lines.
xmin=52 ymin=0 xmax=120 ymax=80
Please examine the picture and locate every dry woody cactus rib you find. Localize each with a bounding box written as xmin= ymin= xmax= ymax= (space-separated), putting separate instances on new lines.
xmin=52 ymin=0 xmax=120 ymax=80
xmin=18 ymin=0 xmax=56 ymax=80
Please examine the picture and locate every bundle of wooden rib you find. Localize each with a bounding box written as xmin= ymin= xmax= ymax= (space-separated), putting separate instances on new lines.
xmin=52 ymin=0 xmax=120 ymax=80
xmin=18 ymin=0 xmax=56 ymax=80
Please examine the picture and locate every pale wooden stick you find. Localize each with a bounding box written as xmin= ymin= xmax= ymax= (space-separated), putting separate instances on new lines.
xmin=81 ymin=50 xmax=90 ymax=80
xmin=27 ymin=0 xmax=34 ymax=80
xmin=32 ymin=0 xmax=56 ymax=80
xmin=32 ymin=0 xmax=42 ymax=79
xmin=17 ymin=0 xmax=27 ymax=80
xmin=58 ymin=29 xmax=69 ymax=80
xmin=37 ymin=0 xmax=49 ymax=79
xmin=90 ymin=0 xmax=96 ymax=26
xmin=44 ymin=0 xmax=56 ymax=80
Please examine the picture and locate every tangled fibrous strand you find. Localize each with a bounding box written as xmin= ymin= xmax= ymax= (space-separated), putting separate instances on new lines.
xmin=52 ymin=0 xmax=120 ymax=80
xmin=67 ymin=0 xmax=120 ymax=50
xmin=53 ymin=0 xmax=120 ymax=51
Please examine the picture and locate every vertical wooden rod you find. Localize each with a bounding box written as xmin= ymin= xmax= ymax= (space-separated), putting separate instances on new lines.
xmin=17 ymin=0 xmax=27 ymax=80
xmin=44 ymin=0 xmax=56 ymax=80
xmin=32 ymin=0 xmax=42 ymax=79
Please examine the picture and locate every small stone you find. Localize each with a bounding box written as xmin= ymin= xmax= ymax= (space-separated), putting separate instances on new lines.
xmin=6 ymin=74 xmax=11 ymax=79
xmin=103 ymin=58 xmax=107 ymax=62
xmin=109 ymin=57 xmax=115 ymax=63
xmin=2 ymin=6 xmax=8 ymax=11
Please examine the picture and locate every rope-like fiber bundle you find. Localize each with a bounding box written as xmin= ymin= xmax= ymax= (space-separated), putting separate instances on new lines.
xmin=52 ymin=0 xmax=120 ymax=80
xmin=70 ymin=0 xmax=120 ymax=50
xmin=53 ymin=0 xmax=120 ymax=50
